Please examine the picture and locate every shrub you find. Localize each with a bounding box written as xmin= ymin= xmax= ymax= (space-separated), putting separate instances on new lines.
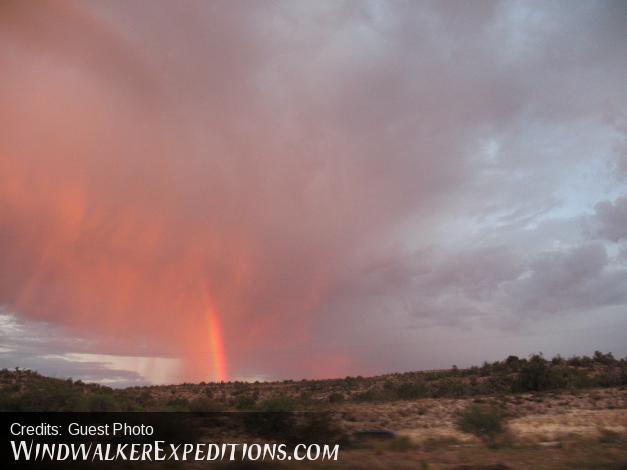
xmin=593 ymin=351 xmax=616 ymax=365
xmin=567 ymin=355 xmax=594 ymax=367
xmin=455 ymin=404 xmax=507 ymax=440
xmin=328 ymin=392 xmax=345 ymax=403
xmin=353 ymin=389 xmax=381 ymax=402
xmin=595 ymin=370 xmax=622 ymax=387
xmin=343 ymin=376 xmax=358 ymax=389
xmin=234 ymin=394 xmax=257 ymax=410
xmin=87 ymin=393 xmax=117 ymax=411
xmin=552 ymin=365 xmax=590 ymax=389
xmin=430 ymin=378 xmax=466 ymax=397
xmin=138 ymin=390 xmax=153 ymax=405
xmin=516 ymin=354 xmax=555 ymax=392
xmin=257 ymin=394 xmax=298 ymax=411
xmin=189 ymin=397 xmax=220 ymax=412
xmin=505 ymin=355 xmax=521 ymax=370
xmin=396 ymin=381 xmax=429 ymax=400
xmin=165 ymin=397 xmax=190 ymax=411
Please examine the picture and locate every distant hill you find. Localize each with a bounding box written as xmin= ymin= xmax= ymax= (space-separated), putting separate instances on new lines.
xmin=1 ymin=351 xmax=625 ymax=412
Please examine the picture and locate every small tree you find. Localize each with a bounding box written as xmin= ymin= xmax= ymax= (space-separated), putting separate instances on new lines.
xmin=593 ymin=351 xmax=616 ymax=365
xmin=456 ymin=404 xmax=506 ymax=441
xmin=516 ymin=354 xmax=554 ymax=391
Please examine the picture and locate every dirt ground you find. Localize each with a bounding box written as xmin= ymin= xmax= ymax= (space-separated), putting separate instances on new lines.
xmin=337 ymin=387 xmax=627 ymax=443
xmin=299 ymin=387 xmax=627 ymax=469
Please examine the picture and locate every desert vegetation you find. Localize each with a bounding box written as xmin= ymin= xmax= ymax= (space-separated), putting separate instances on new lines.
xmin=0 ymin=352 xmax=626 ymax=412
xmin=455 ymin=403 xmax=508 ymax=442
xmin=1 ymin=352 xmax=626 ymax=468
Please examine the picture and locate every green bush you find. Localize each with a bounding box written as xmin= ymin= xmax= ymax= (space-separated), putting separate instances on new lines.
xmin=516 ymin=354 xmax=555 ymax=392
xmin=593 ymin=351 xmax=617 ymax=365
xmin=504 ymin=355 xmax=521 ymax=371
xmin=396 ymin=381 xmax=429 ymax=400
xmin=257 ymin=394 xmax=298 ymax=411
xmin=455 ymin=404 xmax=507 ymax=440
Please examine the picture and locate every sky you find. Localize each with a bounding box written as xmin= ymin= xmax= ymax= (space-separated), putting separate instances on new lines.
xmin=0 ymin=0 xmax=626 ymax=386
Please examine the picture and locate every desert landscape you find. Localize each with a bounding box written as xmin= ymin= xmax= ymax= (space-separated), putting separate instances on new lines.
xmin=3 ymin=2 xmax=627 ymax=469
xmin=2 ymin=352 xmax=626 ymax=469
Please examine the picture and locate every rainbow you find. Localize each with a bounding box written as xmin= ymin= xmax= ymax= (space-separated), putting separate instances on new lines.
xmin=206 ymin=304 xmax=227 ymax=382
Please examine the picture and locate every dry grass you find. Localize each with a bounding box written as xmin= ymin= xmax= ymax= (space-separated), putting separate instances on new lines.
xmin=2 ymin=363 xmax=626 ymax=468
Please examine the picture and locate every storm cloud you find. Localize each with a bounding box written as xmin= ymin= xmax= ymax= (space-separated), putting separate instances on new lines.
xmin=1 ymin=0 xmax=626 ymax=383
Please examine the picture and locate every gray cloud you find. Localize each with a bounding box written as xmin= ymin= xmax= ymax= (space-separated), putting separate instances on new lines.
xmin=0 ymin=312 xmax=148 ymax=386
xmin=1 ymin=0 xmax=626 ymax=381
xmin=591 ymin=196 xmax=627 ymax=242
xmin=504 ymin=242 xmax=627 ymax=315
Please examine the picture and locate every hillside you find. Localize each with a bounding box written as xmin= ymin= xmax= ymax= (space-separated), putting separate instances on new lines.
xmin=1 ymin=352 xmax=626 ymax=469
xmin=1 ymin=352 xmax=625 ymax=412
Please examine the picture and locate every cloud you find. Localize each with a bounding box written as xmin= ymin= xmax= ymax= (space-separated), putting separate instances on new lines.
xmin=1 ymin=0 xmax=626 ymax=381
xmin=590 ymin=196 xmax=627 ymax=242
xmin=0 ymin=311 xmax=176 ymax=386
xmin=504 ymin=242 xmax=627 ymax=315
